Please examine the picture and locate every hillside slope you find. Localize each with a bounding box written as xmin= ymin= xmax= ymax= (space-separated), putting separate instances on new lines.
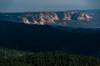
xmin=0 ymin=21 xmax=100 ymax=55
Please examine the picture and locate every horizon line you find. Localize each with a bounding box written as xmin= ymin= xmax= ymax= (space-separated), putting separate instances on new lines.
xmin=0 ymin=9 xmax=100 ymax=13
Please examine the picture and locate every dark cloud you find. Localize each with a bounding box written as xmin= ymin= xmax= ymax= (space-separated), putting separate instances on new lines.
xmin=0 ymin=0 xmax=100 ymax=12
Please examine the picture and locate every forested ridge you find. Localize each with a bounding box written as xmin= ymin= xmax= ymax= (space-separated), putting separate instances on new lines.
xmin=0 ymin=48 xmax=100 ymax=66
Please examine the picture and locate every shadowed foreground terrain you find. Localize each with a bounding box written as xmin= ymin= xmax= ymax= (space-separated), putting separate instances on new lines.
xmin=0 ymin=20 xmax=100 ymax=66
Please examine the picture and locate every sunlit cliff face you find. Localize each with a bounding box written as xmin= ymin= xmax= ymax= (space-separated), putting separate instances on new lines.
xmin=0 ymin=0 xmax=100 ymax=12
xmin=21 ymin=12 xmax=93 ymax=26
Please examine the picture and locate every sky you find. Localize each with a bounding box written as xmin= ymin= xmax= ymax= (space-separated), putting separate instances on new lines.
xmin=0 ymin=0 xmax=100 ymax=12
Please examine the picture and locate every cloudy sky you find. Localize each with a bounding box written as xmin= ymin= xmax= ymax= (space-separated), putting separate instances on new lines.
xmin=0 ymin=0 xmax=100 ymax=12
